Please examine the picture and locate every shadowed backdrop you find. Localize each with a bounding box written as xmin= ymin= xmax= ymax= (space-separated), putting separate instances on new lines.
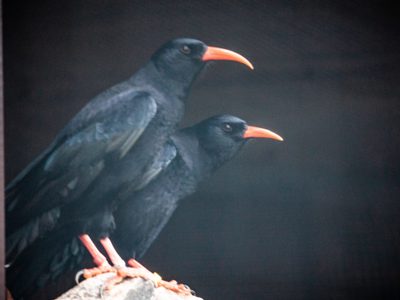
xmin=3 ymin=1 xmax=400 ymax=299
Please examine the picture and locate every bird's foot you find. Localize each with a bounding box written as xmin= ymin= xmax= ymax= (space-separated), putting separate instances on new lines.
xmin=102 ymin=265 xmax=153 ymax=291
xmin=75 ymin=263 xmax=117 ymax=284
xmin=155 ymin=277 xmax=194 ymax=296
xmin=126 ymin=259 xmax=194 ymax=295
xmin=78 ymin=259 xmax=194 ymax=296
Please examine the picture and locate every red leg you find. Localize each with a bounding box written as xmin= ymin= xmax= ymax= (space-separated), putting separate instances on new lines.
xmin=99 ymin=237 xmax=126 ymax=268
xmin=78 ymin=234 xmax=115 ymax=279
xmin=79 ymin=234 xmax=109 ymax=267
xmin=99 ymin=238 xmax=159 ymax=279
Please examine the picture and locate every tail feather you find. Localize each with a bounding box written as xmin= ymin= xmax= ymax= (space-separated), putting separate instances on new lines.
xmin=7 ymin=232 xmax=86 ymax=300
xmin=6 ymin=207 xmax=61 ymax=265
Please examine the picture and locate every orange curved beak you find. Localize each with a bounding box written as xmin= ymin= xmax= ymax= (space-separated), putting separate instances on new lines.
xmin=202 ymin=46 xmax=254 ymax=70
xmin=243 ymin=126 xmax=284 ymax=141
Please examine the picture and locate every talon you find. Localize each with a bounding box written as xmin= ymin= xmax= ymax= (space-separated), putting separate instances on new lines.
xmin=157 ymin=279 xmax=193 ymax=295
xmin=185 ymin=285 xmax=196 ymax=296
xmin=75 ymin=270 xmax=85 ymax=284
xmin=153 ymin=272 xmax=162 ymax=283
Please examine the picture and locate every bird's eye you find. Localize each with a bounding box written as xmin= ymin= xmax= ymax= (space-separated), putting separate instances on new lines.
xmin=222 ymin=123 xmax=233 ymax=133
xmin=180 ymin=45 xmax=191 ymax=55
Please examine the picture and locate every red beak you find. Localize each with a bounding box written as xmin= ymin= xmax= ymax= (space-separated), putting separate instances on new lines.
xmin=202 ymin=46 xmax=254 ymax=70
xmin=243 ymin=126 xmax=284 ymax=141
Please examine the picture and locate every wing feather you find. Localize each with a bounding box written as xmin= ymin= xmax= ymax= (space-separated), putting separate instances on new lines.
xmin=6 ymin=89 xmax=157 ymax=262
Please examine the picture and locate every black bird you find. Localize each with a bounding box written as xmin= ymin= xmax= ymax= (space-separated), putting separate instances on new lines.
xmin=6 ymin=38 xmax=253 ymax=267
xmin=7 ymin=114 xmax=283 ymax=299
xmin=112 ymin=114 xmax=283 ymax=261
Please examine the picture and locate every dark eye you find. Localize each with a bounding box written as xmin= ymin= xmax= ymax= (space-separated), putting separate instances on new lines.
xmin=222 ymin=123 xmax=233 ymax=133
xmin=180 ymin=45 xmax=191 ymax=55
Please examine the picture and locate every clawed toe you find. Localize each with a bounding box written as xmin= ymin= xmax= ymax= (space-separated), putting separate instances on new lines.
xmin=157 ymin=279 xmax=194 ymax=295
xmin=75 ymin=264 xmax=117 ymax=285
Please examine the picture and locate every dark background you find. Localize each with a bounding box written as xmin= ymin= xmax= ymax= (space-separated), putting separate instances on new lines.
xmin=3 ymin=1 xmax=400 ymax=299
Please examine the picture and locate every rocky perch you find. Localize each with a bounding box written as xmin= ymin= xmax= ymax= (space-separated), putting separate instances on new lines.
xmin=55 ymin=273 xmax=203 ymax=300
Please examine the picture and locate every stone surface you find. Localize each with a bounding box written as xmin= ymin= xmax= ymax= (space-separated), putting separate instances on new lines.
xmin=55 ymin=273 xmax=203 ymax=300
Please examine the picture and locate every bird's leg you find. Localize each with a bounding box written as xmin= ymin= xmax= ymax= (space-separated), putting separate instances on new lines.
xmin=77 ymin=234 xmax=115 ymax=279
xmin=99 ymin=237 xmax=153 ymax=278
xmin=99 ymin=237 xmax=127 ymax=268
xmin=99 ymin=238 xmax=193 ymax=295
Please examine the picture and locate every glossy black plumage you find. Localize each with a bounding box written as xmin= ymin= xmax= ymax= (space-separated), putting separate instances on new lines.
xmin=6 ymin=115 xmax=281 ymax=299
xmin=6 ymin=38 xmax=212 ymax=264
xmin=112 ymin=115 xmax=253 ymax=260
xmin=6 ymin=38 xmax=253 ymax=299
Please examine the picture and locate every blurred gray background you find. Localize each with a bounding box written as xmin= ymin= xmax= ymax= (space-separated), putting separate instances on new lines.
xmin=3 ymin=1 xmax=400 ymax=299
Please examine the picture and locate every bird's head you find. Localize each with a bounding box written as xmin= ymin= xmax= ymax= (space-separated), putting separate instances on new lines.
xmin=151 ymin=38 xmax=253 ymax=89
xmin=195 ymin=114 xmax=283 ymax=167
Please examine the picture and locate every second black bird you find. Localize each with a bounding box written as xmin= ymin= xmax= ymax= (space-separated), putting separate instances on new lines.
xmin=7 ymin=114 xmax=283 ymax=299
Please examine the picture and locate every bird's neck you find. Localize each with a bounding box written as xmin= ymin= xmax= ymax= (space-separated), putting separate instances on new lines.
xmin=171 ymin=131 xmax=216 ymax=181
xmin=131 ymin=61 xmax=199 ymax=102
